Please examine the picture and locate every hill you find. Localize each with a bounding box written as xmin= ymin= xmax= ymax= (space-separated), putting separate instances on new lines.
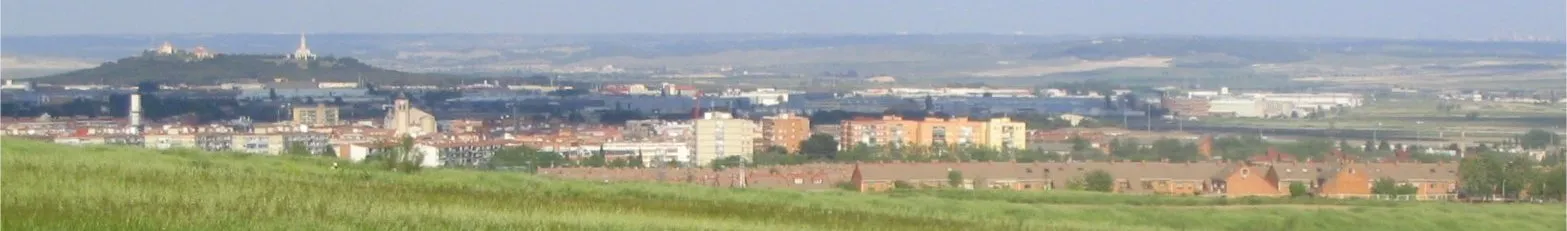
xmin=35 ymin=53 xmax=464 ymax=85
xmin=3 ymin=139 xmax=1562 ymax=230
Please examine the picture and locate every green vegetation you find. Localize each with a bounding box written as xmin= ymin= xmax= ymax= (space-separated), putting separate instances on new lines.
xmin=1518 ymin=129 xmax=1563 ymax=149
xmin=1370 ymin=178 xmax=1419 ymax=196
xmin=38 ymin=54 xmax=462 ymax=85
xmin=1081 ymin=170 xmax=1115 ymax=193
xmin=1289 ymin=183 xmax=1310 ymax=198
xmin=5 ymin=139 xmax=1564 ymax=230
xmin=1458 ymin=152 xmax=1562 ymax=200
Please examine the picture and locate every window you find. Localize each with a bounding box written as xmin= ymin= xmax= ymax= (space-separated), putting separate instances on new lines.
xmin=1025 ymin=168 xmax=1033 ymax=173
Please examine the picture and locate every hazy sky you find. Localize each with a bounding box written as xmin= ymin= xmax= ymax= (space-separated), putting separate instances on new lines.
xmin=4 ymin=0 xmax=1562 ymax=39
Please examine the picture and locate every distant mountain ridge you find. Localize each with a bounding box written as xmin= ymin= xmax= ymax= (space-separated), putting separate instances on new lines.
xmin=35 ymin=53 xmax=463 ymax=85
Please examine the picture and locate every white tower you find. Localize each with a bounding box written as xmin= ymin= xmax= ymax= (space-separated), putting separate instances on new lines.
xmin=129 ymin=93 xmax=143 ymax=132
xmin=291 ymin=33 xmax=315 ymax=61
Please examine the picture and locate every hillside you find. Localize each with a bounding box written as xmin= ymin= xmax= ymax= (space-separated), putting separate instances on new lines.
xmin=35 ymin=54 xmax=464 ymax=85
xmin=3 ymin=139 xmax=1561 ymax=230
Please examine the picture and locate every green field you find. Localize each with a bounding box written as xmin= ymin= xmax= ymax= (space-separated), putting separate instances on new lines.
xmin=3 ymin=139 xmax=1562 ymax=231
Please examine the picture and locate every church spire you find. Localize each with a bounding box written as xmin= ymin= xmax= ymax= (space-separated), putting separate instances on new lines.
xmin=291 ymin=33 xmax=315 ymax=61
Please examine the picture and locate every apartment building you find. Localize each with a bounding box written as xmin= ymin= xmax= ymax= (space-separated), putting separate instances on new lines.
xmin=143 ymin=133 xmax=197 ymax=150
xmin=196 ymin=133 xmax=233 ymax=152
xmin=761 ymin=114 xmax=811 ymax=153
xmin=840 ymin=115 xmax=1028 ymax=150
xmin=291 ymin=103 xmax=341 ymax=126
xmin=231 ymin=133 xmax=285 ymax=154
xmin=281 ymin=132 xmax=332 ymax=155
xmin=692 ymin=112 xmax=757 ymax=165
xmin=414 ymin=140 xmax=514 ymax=168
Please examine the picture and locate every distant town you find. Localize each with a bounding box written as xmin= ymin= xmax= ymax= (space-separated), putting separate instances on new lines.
xmin=3 ymin=36 xmax=1562 ymax=202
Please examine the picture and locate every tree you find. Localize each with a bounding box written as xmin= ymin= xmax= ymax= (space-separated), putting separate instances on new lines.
xmin=372 ymin=136 xmax=424 ymax=173
xmin=1371 ymin=177 xmax=1414 ymax=195
xmin=627 ymin=153 xmax=645 ymax=168
xmin=1289 ymin=182 xmax=1309 ymax=197
xmin=1069 ymin=135 xmax=1090 ymax=153
xmin=1363 ymin=140 xmax=1375 ymax=152
xmin=947 ymin=170 xmax=965 ymax=188
xmin=284 ymin=142 xmax=312 ymax=156
xmin=489 ymin=146 xmax=558 ymax=171
xmin=1465 ymin=111 xmax=1480 ymax=121
xmin=709 ymin=156 xmax=745 ymax=170
xmin=1378 ymin=140 xmax=1391 ymax=151
xmin=608 ymin=158 xmax=630 ymax=168
xmin=321 ymin=144 xmax=336 ymax=157
xmin=1082 ymin=170 xmax=1115 ymax=192
xmin=1519 ymin=129 xmax=1561 ymax=149
xmin=800 ymin=134 xmax=839 ymax=159
xmin=583 ymin=150 xmax=607 ymax=167
xmin=1532 ymin=167 xmax=1566 ymax=201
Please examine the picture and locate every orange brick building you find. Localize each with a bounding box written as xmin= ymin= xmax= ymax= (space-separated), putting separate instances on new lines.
xmin=761 ymin=114 xmax=811 ymax=153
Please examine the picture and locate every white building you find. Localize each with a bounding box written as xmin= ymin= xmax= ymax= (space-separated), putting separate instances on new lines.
xmin=1 ymin=80 xmax=32 ymax=91
xmin=1208 ymin=97 xmax=1264 ymax=118
xmin=692 ymin=112 xmax=757 ymax=165
xmin=717 ymin=88 xmax=797 ymax=106
xmin=290 ymin=34 xmax=316 ymax=61
xmin=1248 ymin=93 xmax=1363 ymax=109
xmin=601 ymin=142 xmax=693 ymax=166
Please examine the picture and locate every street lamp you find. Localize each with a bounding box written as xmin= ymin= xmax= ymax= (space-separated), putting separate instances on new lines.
xmin=1372 ymin=122 xmax=1382 ymax=142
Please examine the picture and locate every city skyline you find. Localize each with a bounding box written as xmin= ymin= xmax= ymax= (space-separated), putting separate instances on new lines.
xmin=3 ymin=0 xmax=1563 ymax=39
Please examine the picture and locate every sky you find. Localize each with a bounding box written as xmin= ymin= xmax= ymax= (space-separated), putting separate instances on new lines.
xmin=3 ymin=0 xmax=1563 ymax=39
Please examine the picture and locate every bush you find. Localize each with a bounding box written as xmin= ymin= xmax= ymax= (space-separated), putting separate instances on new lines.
xmin=835 ymin=181 xmax=860 ymax=191
xmin=947 ymin=170 xmax=964 ymax=188
xmin=1082 ymin=170 xmax=1115 ymax=192
xmin=1289 ymin=182 xmax=1309 ymax=198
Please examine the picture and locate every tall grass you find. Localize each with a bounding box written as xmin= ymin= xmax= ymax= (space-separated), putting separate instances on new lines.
xmin=3 ymin=139 xmax=1562 ymax=231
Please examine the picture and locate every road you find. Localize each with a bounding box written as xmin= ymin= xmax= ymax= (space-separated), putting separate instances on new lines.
xmin=1113 ymin=117 xmax=1523 ymax=143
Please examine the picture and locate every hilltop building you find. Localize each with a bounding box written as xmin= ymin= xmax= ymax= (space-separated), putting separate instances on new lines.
xmin=155 ymin=41 xmax=176 ymax=55
xmin=191 ymin=45 xmax=214 ymax=59
xmin=290 ymin=34 xmax=316 ymax=61
xmin=145 ymin=41 xmax=216 ymax=61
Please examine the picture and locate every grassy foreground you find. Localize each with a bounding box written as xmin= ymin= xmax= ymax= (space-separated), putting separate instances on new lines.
xmin=3 ymin=139 xmax=1562 ymax=231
